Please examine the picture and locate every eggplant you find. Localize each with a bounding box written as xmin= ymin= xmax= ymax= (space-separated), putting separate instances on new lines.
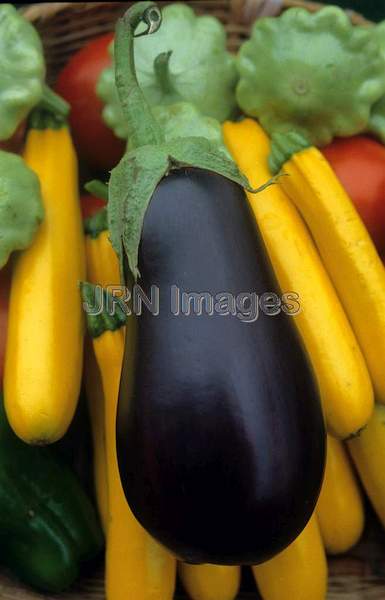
xmin=109 ymin=2 xmax=326 ymax=566
xmin=116 ymin=167 xmax=325 ymax=565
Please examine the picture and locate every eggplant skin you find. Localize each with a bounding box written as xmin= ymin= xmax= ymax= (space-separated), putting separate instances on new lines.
xmin=117 ymin=168 xmax=326 ymax=565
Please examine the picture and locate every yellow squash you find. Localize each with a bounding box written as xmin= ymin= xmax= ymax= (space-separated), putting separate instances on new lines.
xmin=223 ymin=120 xmax=373 ymax=439
xmin=4 ymin=124 xmax=85 ymax=443
xmin=84 ymin=210 xmax=176 ymax=600
xmin=179 ymin=563 xmax=240 ymax=600
xmin=86 ymin=228 xmax=119 ymax=289
xmin=317 ymin=435 xmax=364 ymax=554
xmin=83 ymin=216 xmax=118 ymax=533
xmin=279 ymin=144 xmax=385 ymax=405
xmin=348 ymin=403 xmax=385 ymax=529
xmin=252 ymin=514 xmax=327 ymax=600
xmin=93 ymin=328 xmax=176 ymax=600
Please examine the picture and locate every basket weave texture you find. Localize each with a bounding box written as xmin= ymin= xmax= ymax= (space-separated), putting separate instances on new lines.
xmin=8 ymin=1 xmax=385 ymax=598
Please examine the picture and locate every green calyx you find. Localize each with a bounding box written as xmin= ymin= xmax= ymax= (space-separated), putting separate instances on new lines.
xmin=80 ymin=282 xmax=127 ymax=338
xmin=125 ymin=101 xmax=231 ymax=157
xmin=0 ymin=150 xmax=44 ymax=268
xmin=109 ymin=2 xmax=273 ymax=281
xmin=84 ymin=208 xmax=108 ymax=239
xmin=269 ymin=131 xmax=311 ymax=174
xmin=29 ymin=85 xmax=70 ymax=130
xmin=237 ymin=7 xmax=385 ymax=148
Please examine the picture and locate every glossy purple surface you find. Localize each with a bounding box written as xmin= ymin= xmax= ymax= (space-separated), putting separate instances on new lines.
xmin=117 ymin=169 xmax=325 ymax=565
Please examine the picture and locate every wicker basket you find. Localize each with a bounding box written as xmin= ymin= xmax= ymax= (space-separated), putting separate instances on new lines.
xmin=6 ymin=1 xmax=384 ymax=598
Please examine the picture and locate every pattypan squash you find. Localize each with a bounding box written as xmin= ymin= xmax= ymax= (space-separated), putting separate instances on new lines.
xmin=97 ymin=2 xmax=238 ymax=134
xmin=0 ymin=150 xmax=44 ymax=268
xmin=368 ymin=21 xmax=385 ymax=143
xmin=111 ymin=100 xmax=229 ymax=156
xmin=237 ymin=7 xmax=385 ymax=147
xmin=0 ymin=4 xmax=45 ymax=140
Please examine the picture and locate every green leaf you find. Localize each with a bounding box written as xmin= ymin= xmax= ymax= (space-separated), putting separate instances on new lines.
xmin=108 ymin=145 xmax=169 ymax=280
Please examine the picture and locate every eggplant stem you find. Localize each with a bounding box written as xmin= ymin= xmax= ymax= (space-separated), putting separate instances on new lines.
xmin=115 ymin=2 xmax=164 ymax=149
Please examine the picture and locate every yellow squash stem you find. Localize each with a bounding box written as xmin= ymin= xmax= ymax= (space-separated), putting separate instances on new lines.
xmin=83 ymin=341 xmax=109 ymax=533
xmin=348 ymin=404 xmax=385 ymax=529
xmin=222 ymin=120 xmax=373 ymax=439
xmin=252 ymin=514 xmax=327 ymax=600
xmin=279 ymin=145 xmax=385 ymax=405
xmin=316 ymin=435 xmax=364 ymax=554
xmin=179 ymin=563 xmax=241 ymax=600
xmin=4 ymin=125 xmax=85 ymax=443
xmin=93 ymin=329 xmax=176 ymax=600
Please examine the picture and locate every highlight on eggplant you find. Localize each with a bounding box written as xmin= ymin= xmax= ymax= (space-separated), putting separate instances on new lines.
xmin=107 ymin=1 xmax=326 ymax=566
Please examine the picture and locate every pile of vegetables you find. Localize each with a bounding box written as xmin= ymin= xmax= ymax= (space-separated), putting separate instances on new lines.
xmin=3 ymin=1 xmax=385 ymax=599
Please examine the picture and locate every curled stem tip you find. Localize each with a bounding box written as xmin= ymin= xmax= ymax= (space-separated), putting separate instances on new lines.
xmin=129 ymin=4 xmax=162 ymax=37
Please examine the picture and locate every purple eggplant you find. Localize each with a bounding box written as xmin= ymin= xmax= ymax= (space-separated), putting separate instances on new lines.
xmin=109 ymin=2 xmax=326 ymax=566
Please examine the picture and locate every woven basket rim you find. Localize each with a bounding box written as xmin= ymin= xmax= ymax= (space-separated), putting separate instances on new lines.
xmin=22 ymin=0 xmax=373 ymax=27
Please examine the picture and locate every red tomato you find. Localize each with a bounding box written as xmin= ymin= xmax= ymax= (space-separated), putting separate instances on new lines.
xmin=0 ymin=265 xmax=11 ymax=382
xmin=322 ymin=136 xmax=385 ymax=255
xmin=56 ymin=33 xmax=125 ymax=172
xmin=81 ymin=195 xmax=106 ymax=220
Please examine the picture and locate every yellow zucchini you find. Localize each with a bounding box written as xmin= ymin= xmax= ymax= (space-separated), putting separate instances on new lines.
xmin=86 ymin=229 xmax=119 ymax=288
xmin=83 ymin=217 xmax=119 ymax=534
xmin=252 ymin=514 xmax=327 ymax=600
xmin=4 ymin=124 xmax=85 ymax=443
xmin=348 ymin=404 xmax=385 ymax=529
xmin=222 ymin=119 xmax=373 ymax=439
xmin=179 ymin=563 xmax=240 ymax=600
xmin=93 ymin=328 xmax=176 ymax=600
xmin=317 ymin=435 xmax=364 ymax=554
xmin=84 ymin=209 xmax=176 ymax=600
xmin=279 ymin=144 xmax=385 ymax=404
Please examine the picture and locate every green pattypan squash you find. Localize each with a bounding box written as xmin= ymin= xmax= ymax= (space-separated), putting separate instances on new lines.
xmin=119 ymin=101 xmax=228 ymax=157
xmin=97 ymin=2 xmax=238 ymax=136
xmin=0 ymin=150 xmax=44 ymax=268
xmin=368 ymin=21 xmax=385 ymax=143
xmin=0 ymin=4 xmax=45 ymax=141
xmin=236 ymin=7 xmax=385 ymax=147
